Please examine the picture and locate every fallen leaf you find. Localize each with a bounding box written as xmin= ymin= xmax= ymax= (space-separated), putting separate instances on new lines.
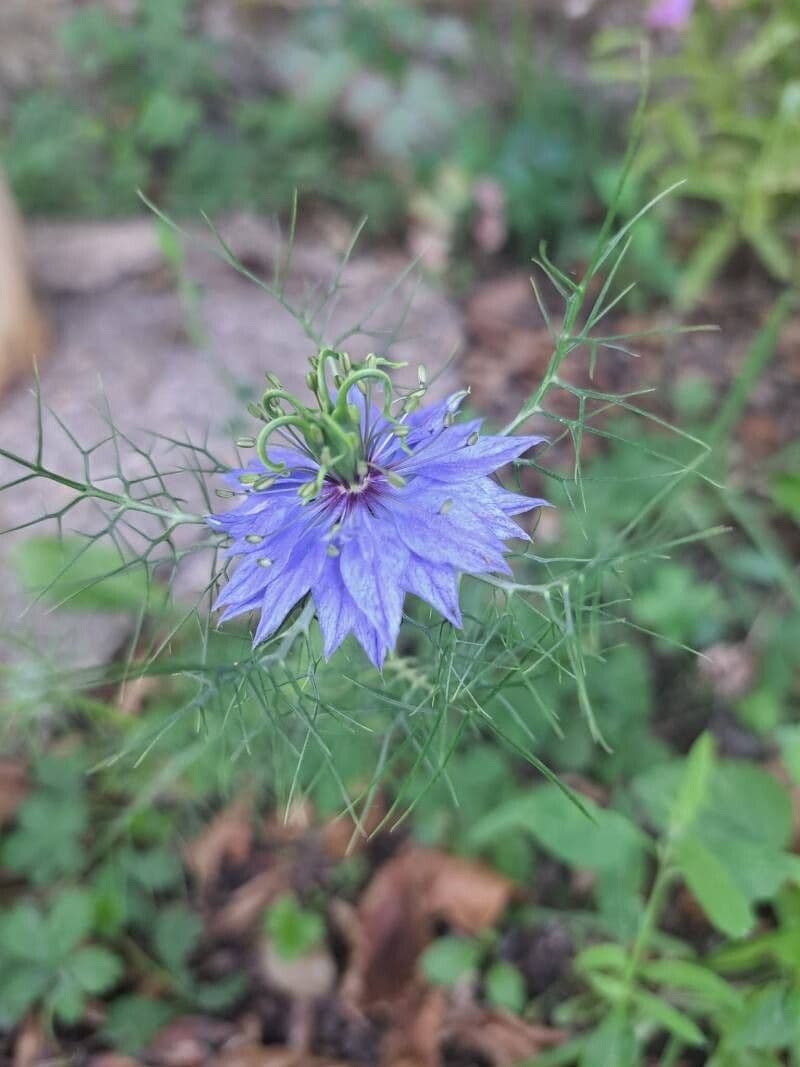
xmin=0 ymin=758 xmax=27 ymax=828
xmin=88 ymin=1058 xmax=143 ymax=1067
xmin=211 ymin=863 xmax=292 ymax=938
xmin=443 ymin=1005 xmax=566 ymax=1067
xmin=12 ymin=1015 xmax=49 ymax=1067
xmin=185 ymin=795 xmax=254 ymax=890
xmin=0 ymin=171 xmax=50 ymax=397
xmin=148 ymin=1015 xmax=235 ymax=1066
xmin=322 ymin=794 xmax=386 ymax=860
xmin=117 ymin=675 xmax=162 ymax=717
xmin=381 ymin=985 xmax=445 ymax=1067
xmin=344 ymin=846 xmax=513 ymax=1009
xmin=214 ymin=1046 xmax=350 ymax=1067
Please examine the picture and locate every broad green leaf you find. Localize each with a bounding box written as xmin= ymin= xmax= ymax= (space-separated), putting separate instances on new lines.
xmin=48 ymin=889 xmax=93 ymax=958
xmin=729 ymin=983 xmax=800 ymax=1051
xmin=579 ymin=1013 xmax=637 ymax=1067
xmin=485 ymin=961 xmax=526 ymax=1014
xmin=70 ymin=946 xmax=124 ymax=994
xmin=12 ymin=536 xmax=153 ymax=614
xmin=676 ymin=836 xmax=753 ymax=939
xmin=153 ymin=904 xmax=202 ymax=974
xmin=420 ymin=936 xmax=481 ymax=987
xmin=471 ymin=784 xmax=646 ymax=877
xmin=0 ymin=965 xmax=50 ymax=1026
xmin=0 ymin=903 xmax=50 ymax=962
xmin=573 ymin=943 xmax=627 ymax=975
xmin=263 ymin=895 xmax=325 ymax=962
xmin=100 ymin=995 xmax=174 ymax=1055
xmin=631 ymin=987 xmax=706 ymax=1047
xmin=640 ymin=959 xmax=739 ymax=1010
xmin=49 ymin=972 xmax=86 ymax=1025
xmin=669 ymin=732 xmax=714 ymax=837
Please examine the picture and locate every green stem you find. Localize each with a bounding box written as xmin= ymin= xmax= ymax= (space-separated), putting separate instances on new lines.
xmin=0 ymin=448 xmax=203 ymax=527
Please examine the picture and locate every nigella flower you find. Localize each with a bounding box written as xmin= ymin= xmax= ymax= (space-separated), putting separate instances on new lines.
xmin=209 ymin=350 xmax=547 ymax=668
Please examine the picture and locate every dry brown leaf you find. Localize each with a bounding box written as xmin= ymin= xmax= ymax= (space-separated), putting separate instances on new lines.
xmin=117 ymin=674 xmax=162 ymax=717
xmin=381 ymin=985 xmax=445 ymax=1067
xmin=88 ymin=1057 xmax=143 ymax=1067
xmin=215 ymin=1046 xmax=350 ymax=1067
xmin=147 ymin=1015 xmax=235 ymax=1066
xmin=322 ymin=795 xmax=386 ymax=860
xmin=211 ymin=863 xmax=292 ymax=938
xmin=443 ymin=1005 xmax=566 ymax=1067
xmin=0 ymin=171 xmax=50 ymax=397
xmin=344 ymin=845 xmax=513 ymax=1010
xmin=184 ymin=795 xmax=254 ymax=890
xmin=0 ymin=758 xmax=27 ymax=828
xmin=12 ymin=1015 xmax=49 ymax=1067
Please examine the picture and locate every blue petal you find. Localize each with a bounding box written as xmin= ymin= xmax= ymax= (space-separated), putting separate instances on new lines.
xmin=339 ymin=510 xmax=409 ymax=653
xmin=409 ymin=434 xmax=546 ymax=482
xmin=252 ymin=533 xmax=328 ymax=645
xmin=387 ymin=494 xmax=511 ymax=576
xmin=404 ymin=555 xmax=462 ymax=627
xmin=312 ymin=557 xmax=358 ymax=658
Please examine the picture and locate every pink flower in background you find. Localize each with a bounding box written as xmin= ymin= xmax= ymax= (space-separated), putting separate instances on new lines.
xmin=647 ymin=0 xmax=694 ymax=29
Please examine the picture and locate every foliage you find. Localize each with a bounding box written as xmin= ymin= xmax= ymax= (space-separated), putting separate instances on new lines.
xmin=595 ymin=0 xmax=800 ymax=305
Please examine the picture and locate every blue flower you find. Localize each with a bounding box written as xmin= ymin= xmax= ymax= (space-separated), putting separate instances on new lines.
xmin=209 ymin=387 xmax=546 ymax=668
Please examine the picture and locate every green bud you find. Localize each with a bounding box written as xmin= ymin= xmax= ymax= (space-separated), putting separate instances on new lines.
xmin=467 ymin=431 xmax=479 ymax=446
xmin=404 ymin=395 xmax=421 ymax=414
xmin=247 ymin=402 xmax=267 ymax=422
xmin=444 ymin=412 xmax=455 ymax=428
xmin=439 ymin=499 xmax=453 ymax=515
xmin=320 ymin=446 xmax=333 ymax=466
xmin=257 ymin=557 xmax=273 ymax=568
xmin=356 ymin=460 xmax=369 ymax=479
xmin=215 ymin=488 xmax=236 ymax=499
xmin=235 ymin=436 xmax=256 ymax=448
xmin=239 ymin=473 xmax=260 ymax=485
xmin=326 ymin=544 xmax=340 ymax=557
xmin=340 ymin=352 xmax=352 ymax=373
xmin=308 ymin=424 xmax=324 ymax=445
xmin=245 ymin=534 xmax=263 ymax=544
xmin=417 ymin=364 xmax=427 ymax=385
xmin=265 ymin=372 xmax=282 ymax=388
xmin=357 ymin=380 xmax=368 ymax=396
xmin=254 ymin=475 xmax=276 ymax=491
xmin=385 ymin=471 xmax=406 ymax=488
xmin=306 ymin=371 xmax=317 ymax=391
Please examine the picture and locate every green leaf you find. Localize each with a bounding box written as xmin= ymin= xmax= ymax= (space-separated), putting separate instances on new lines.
xmin=471 ymin=784 xmax=647 ymax=877
xmin=675 ymin=835 xmax=753 ymax=939
xmin=630 ymin=987 xmax=706 ymax=1047
xmin=12 ymin=537 xmax=152 ymax=614
xmin=126 ymin=846 xmax=183 ymax=891
xmin=485 ymin=961 xmax=526 ymax=1014
xmin=0 ymin=965 xmax=50 ymax=1027
xmin=48 ymin=889 xmax=93 ymax=958
xmin=153 ymin=904 xmax=202 ymax=974
xmin=640 ymin=959 xmax=739 ymax=1011
xmin=100 ymin=995 xmax=174 ymax=1055
xmin=49 ymin=973 xmax=86 ymax=1026
xmin=264 ymin=895 xmax=325 ymax=962
xmin=192 ymin=975 xmax=247 ymax=1012
xmin=70 ymin=946 xmax=124 ymax=994
xmin=2 ymin=793 xmax=88 ymax=884
xmin=579 ymin=1014 xmax=637 ymax=1067
xmin=573 ymin=943 xmax=627 ymax=975
xmin=669 ymin=732 xmax=714 ymax=837
xmin=420 ymin=936 xmax=481 ymax=987
xmin=0 ymin=903 xmax=50 ymax=962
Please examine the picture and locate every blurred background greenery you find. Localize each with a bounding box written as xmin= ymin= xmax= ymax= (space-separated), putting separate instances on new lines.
xmin=1 ymin=2 xmax=799 ymax=1065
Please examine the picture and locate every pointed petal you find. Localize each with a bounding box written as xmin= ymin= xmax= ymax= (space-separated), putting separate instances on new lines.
xmin=404 ymin=555 xmax=462 ymax=627
xmin=339 ymin=510 xmax=409 ymax=652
